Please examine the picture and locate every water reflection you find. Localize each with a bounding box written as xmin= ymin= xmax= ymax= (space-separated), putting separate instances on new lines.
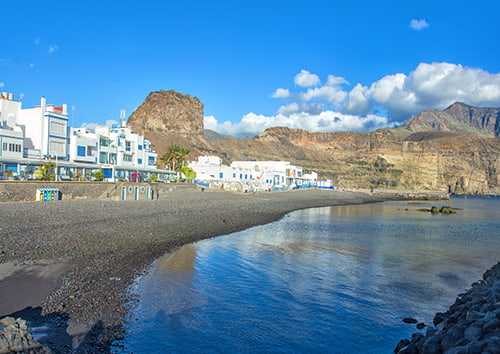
xmin=119 ymin=197 xmax=500 ymax=353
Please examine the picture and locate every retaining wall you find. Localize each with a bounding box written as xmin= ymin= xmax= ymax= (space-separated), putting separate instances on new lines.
xmin=0 ymin=181 xmax=197 ymax=203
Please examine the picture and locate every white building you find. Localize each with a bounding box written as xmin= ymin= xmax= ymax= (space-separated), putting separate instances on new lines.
xmin=0 ymin=93 xmax=24 ymax=163
xmin=0 ymin=93 xmax=173 ymax=182
xmin=189 ymin=156 xmax=318 ymax=191
xmin=17 ymin=97 xmax=69 ymax=159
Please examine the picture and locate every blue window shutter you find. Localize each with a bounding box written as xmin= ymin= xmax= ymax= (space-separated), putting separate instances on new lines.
xmin=77 ymin=146 xmax=86 ymax=156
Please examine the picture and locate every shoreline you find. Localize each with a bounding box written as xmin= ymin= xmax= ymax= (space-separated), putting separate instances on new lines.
xmin=0 ymin=189 xmax=437 ymax=351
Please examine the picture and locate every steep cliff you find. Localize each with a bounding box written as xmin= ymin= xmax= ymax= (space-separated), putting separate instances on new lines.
xmin=127 ymin=91 xmax=500 ymax=194
xmin=127 ymin=90 xmax=214 ymax=158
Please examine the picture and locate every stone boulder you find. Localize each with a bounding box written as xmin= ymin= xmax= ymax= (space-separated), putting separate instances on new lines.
xmin=0 ymin=317 xmax=51 ymax=353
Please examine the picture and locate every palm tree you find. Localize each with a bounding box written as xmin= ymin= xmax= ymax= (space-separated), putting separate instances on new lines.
xmin=34 ymin=161 xmax=55 ymax=181
xmin=160 ymin=144 xmax=190 ymax=172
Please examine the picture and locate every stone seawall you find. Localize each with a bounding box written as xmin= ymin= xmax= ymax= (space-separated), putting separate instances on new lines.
xmin=395 ymin=262 xmax=500 ymax=353
xmin=0 ymin=181 xmax=197 ymax=203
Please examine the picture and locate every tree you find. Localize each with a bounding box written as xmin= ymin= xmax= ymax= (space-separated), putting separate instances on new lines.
xmin=93 ymin=169 xmax=104 ymax=181
xmin=181 ymin=166 xmax=196 ymax=182
xmin=34 ymin=161 xmax=55 ymax=181
xmin=160 ymin=144 xmax=190 ymax=172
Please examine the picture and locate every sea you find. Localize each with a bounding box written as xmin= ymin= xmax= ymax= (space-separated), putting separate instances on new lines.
xmin=114 ymin=197 xmax=500 ymax=353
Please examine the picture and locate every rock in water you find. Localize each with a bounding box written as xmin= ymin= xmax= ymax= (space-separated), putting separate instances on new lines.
xmin=0 ymin=317 xmax=52 ymax=353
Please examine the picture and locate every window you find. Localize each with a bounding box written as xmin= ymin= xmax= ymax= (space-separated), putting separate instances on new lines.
xmin=50 ymin=121 xmax=65 ymax=135
xmin=232 ymin=173 xmax=236 ymax=178
xmin=109 ymin=153 xmax=117 ymax=164
xmin=99 ymin=136 xmax=110 ymax=147
xmin=137 ymin=158 xmax=143 ymax=165
xmin=77 ymin=146 xmax=86 ymax=157
xmin=125 ymin=141 xmax=131 ymax=151
xmin=123 ymin=154 xmax=133 ymax=162
xmin=4 ymin=143 xmax=21 ymax=152
xmin=219 ymin=172 xmax=224 ymax=179
xmin=49 ymin=141 xmax=65 ymax=156
xmin=99 ymin=152 xmax=108 ymax=164
xmin=138 ymin=144 xmax=143 ymax=150
xmin=148 ymin=156 xmax=156 ymax=166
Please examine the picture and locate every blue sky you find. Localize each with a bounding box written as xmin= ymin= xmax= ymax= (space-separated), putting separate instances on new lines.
xmin=1 ymin=0 xmax=500 ymax=136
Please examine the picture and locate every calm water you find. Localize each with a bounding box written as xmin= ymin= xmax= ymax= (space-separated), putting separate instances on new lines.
xmin=115 ymin=197 xmax=499 ymax=353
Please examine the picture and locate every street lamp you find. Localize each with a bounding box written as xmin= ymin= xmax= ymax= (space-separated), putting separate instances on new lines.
xmin=52 ymin=153 xmax=58 ymax=182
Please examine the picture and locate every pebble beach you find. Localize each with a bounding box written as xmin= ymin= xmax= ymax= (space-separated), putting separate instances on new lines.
xmin=0 ymin=188 xmax=402 ymax=352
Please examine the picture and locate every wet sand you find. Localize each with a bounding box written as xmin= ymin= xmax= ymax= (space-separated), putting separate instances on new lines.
xmin=0 ymin=188 xmax=408 ymax=351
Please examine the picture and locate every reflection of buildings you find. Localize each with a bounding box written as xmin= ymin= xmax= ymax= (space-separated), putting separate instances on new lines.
xmin=156 ymin=244 xmax=197 ymax=275
xmin=0 ymin=93 xmax=175 ymax=182
xmin=189 ymin=155 xmax=318 ymax=190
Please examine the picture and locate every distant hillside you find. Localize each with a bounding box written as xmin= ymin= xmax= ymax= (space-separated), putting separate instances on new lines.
xmin=127 ymin=91 xmax=500 ymax=194
xmin=204 ymin=129 xmax=253 ymax=142
xmin=399 ymin=102 xmax=500 ymax=137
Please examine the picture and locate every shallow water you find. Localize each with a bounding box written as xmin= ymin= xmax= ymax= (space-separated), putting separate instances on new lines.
xmin=115 ymin=197 xmax=499 ymax=353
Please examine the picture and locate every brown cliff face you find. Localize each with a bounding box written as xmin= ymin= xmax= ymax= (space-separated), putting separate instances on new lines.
xmin=128 ymin=90 xmax=204 ymax=135
xmin=127 ymin=90 xmax=214 ymax=159
xmin=127 ymin=91 xmax=499 ymax=194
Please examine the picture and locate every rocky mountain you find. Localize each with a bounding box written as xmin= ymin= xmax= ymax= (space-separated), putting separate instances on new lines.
xmin=127 ymin=90 xmax=500 ymax=194
xmin=127 ymin=90 xmax=215 ymax=158
xmin=396 ymin=102 xmax=500 ymax=137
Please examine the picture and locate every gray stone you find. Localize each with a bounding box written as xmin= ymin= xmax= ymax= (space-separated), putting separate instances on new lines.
xmin=481 ymin=318 xmax=500 ymax=336
xmin=0 ymin=318 xmax=52 ymax=353
xmin=465 ymin=339 xmax=488 ymax=354
xmin=0 ymin=317 xmax=16 ymax=327
xmin=398 ymin=344 xmax=418 ymax=354
xmin=403 ymin=317 xmax=418 ymax=324
xmin=394 ymin=339 xmax=410 ymax=353
xmin=482 ymin=337 xmax=500 ymax=353
xmin=441 ymin=328 xmax=464 ymax=352
xmin=444 ymin=345 xmax=468 ymax=354
xmin=422 ymin=335 xmax=443 ymax=354
xmin=411 ymin=332 xmax=425 ymax=343
xmin=463 ymin=325 xmax=481 ymax=341
xmin=466 ymin=310 xmax=484 ymax=321
xmin=426 ymin=327 xmax=436 ymax=337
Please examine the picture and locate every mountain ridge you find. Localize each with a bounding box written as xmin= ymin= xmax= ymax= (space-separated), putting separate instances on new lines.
xmin=127 ymin=90 xmax=500 ymax=194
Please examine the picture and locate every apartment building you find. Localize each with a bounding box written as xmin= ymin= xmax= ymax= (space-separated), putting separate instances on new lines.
xmin=0 ymin=93 xmax=174 ymax=182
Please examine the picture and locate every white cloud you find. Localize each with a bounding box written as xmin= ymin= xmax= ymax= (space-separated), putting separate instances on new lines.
xmin=294 ymin=70 xmax=320 ymax=87
xmin=34 ymin=36 xmax=42 ymax=45
xmin=106 ymin=120 xmax=119 ymax=128
xmin=80 ymin=122 xmax=98 ymax=131
xmin=298 ymin=85 xmax=347 ymax=104
xmin=207 ymin=64 xmax=500 ymax=136
xmin=205 ymin=111 xmax=395 ymax=136
xmin=272 ymin=88 xmax=290 ymax=98
xmin=29 ymin=63 xmax=35 ymax=69
xmin=48 ymin=44 xmax=59 ymax=54
xmin=342 ymin=84 xmax=372 ymax=116
xmin=0 ymin=82 xmax=4 ymax=88
xmin=409 ymin=19 xmax=429 ymax=30
xmin=326 ymin=75 xmax=349 ymax=86
xmin=365 ymin=62 xmax=500 ymax=119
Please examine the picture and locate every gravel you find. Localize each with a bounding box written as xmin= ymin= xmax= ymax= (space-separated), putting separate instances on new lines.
xmin=0 ymin=188 xmax=403 ymax=351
